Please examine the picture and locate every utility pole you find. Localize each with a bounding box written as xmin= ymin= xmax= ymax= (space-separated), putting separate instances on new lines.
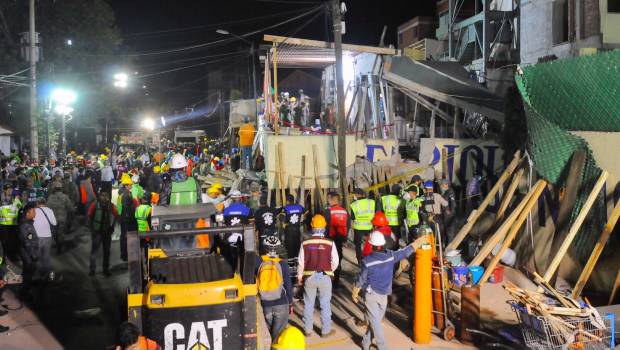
xmin=251 ymin=42 xmax=257 ymax=99
xmin=331 ymin=0 xmax=349 ymax=209
xmin=29 ymin=0 xmax=38 ymax=160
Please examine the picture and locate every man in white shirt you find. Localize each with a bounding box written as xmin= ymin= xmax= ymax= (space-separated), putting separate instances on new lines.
xmin=100 ymin=160 xmax=115 ymax=197
xmin=34 ymin=198 xmax=57 ymax=281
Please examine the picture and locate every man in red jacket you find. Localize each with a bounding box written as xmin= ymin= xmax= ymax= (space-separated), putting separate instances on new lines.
xmin=324 ymin=192 xmax=350 ymax=287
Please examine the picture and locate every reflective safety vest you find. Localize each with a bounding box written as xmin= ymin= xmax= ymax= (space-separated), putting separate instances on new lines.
xmin=381 ymin=195 xmax=401 ymax=226
xmin=135 ymin=204 xmax=152 ymax=232
xmin=351 ymin=198 xmax=375 ymax=230
xmin=170 ymin=177 xmax=198 ymax=205
xmin=0 ymin=199 xmax=20 ymax=226
xmin=405 ymin=198 xmax=424 ymax=227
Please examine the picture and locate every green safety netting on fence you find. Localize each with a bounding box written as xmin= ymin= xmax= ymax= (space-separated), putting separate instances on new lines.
xmin=516 ymin=50 xmax=620 ymax=262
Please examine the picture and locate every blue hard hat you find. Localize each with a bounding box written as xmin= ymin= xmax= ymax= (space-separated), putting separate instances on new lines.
xmin=424 ymin=180 xmax=434 ymax=189
xmin=232 ymin=147 xmax=238 ymax=154
xmin=193 ymin=156 xmax=199 ymax=162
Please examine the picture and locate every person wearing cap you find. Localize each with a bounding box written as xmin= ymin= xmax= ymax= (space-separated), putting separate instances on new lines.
xmin=297 ymin=214 xmax=339 ymax=338
xmin=255 ymin=236 xmax=293 ymax=342
xmin=0 ymin=183 xmax=21 ymax=262
xmin=238 ymin=116 xmax=256 ymax=170
xmin=222 ymin=190 xmax=251 ymax=269
xmin=87 ymin=191 xmax=118 ymax=276
xmin=422 ymin=181 xmax=449 ymax=231
xmin=46 ymin=182 xmax=74 ymax=253
xmin=409 ymin=175 xmax=424 ymax=198
xmin=324 ymin=192 xmax=349 ymax=287
xmin=353 ymin=232 xmax=428 ymax=350
xmin=230 ymin=147 xmax=241 ymax=173
xmin=279 ymin=194 xmax=306 ymax=261
xmin=350 ymin=188 xmax=376 ymax=265
xmin=254 ymin=195 xmax=279 ymax=255
xmin=403 ymin=183 xmax=424 ymax=243
xmin=439 ymin=179 xmax=457 ymax=243
xmin=377 ymin=184 xmax=404 ymax=245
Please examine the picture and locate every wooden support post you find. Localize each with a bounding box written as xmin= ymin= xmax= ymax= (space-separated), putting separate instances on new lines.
xmin=312 ymin=144 xmax=325 ymax=208
xmin=470 ymin=179 xmax=546 ymax=267
xmin=441 ymin=148 xmax=448 ymax=179
xmin=495 ymin=168 xmax=524 ymax=223
xmin=277 ymin=142 xmax=286 ymax=205
xmin=542 ymin=171 xmax=609 ymax=283
xmin=446 ymin=151 xmax=522 ymax=251
xmin=429 ymin=101 xmax=438 ymax=138
xmin=573 ymin=199 xmax=620 ymax=298
xmin=300 ymin=155 xmax=306 ymax=206
xmin=479 ymin=180 xmax=547 ymax=284
xmin=609 ymin=269 xmax=620 ymax=305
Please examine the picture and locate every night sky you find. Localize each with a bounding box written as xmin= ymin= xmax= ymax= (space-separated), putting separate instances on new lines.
xmin=107 ymin=0 xmax=436 ymax=113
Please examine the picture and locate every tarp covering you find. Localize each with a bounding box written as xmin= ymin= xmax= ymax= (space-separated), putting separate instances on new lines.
xmin=516 ymin=50 xmax=620 ymax=262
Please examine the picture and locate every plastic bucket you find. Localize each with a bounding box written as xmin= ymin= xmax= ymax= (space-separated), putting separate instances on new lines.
xmin=468 ymin=266 xmax=484 ymax=284
xmin=489 ymin=265 xmax=505 ymax=283
xmin=452 ymin=266 xmax=469 ymax=287
xmin=445 ymin=250 xmax=462 ymax=266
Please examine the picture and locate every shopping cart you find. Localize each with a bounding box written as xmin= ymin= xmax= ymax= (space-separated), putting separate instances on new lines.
xmin=510 ymin=301 xmax=614 ymax=350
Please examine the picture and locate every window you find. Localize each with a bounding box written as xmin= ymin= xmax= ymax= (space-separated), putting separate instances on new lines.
xmin=552 ymin=0 xmax=569 ymax=44
xmin=610 ymin=0 xmax=620 ymax=13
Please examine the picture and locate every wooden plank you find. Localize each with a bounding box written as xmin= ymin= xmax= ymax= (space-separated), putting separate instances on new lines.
xmin=442 ymin=148 xmax=448 ymax=179
xmin=608 ymin=269 xmax=620 ymax=305
xmin=277 ymin=142 xmax=287 ymax=205
xmin=300 ymin=156 xmax=306 ymax=207
xmin=531 ymin=271 xmax=577 ymax=309
xmin=469 ymin=179 xmax=545 ymax=267
xmin=446 ymin=151 xmax=522 ymax=251
xmin=312 ymin=144 xmax=325 ymax=207
xmin=495 ymin=168 xmax=524 ymax=223
xmin=542 ymin=171 xmax=609 ymax=283
xmin=263 ymin=34 xmax=399 ymax=56
xmin=572 ymin=199 xmax=620 ymax=298
xmin=479 ymin=180 xmax=547 ymax=285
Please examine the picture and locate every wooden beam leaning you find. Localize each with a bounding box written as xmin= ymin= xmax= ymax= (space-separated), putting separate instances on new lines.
xmin=572 ymin=199 xmax=620 ymax=299
xmin=479 ymin=180 xmax=547 ymax=284
xmin=446 ymin=150 xmax=522 ymax=251
xmin=470 ymin=179 xmax=545 ymax=267
xmin=542 ymin=170 xmax=609 ymax=284
xmin=312 ymin=144 xmax=325 ymax=208
xmin=495 ymin=168 xmax=524 ymax=224
xmin=277 ymin=142 xmax=287 ymax=205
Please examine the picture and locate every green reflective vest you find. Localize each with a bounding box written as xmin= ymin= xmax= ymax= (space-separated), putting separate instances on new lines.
xmin=381 ymin=195 xmax=401 ymax=226
xmin=0 ymin=199 xmax=20 ymax=226
xmin=170 ymin=177 xmax=198 ymax=206
xmin=405 ymin=198 xmax=424 ymax=227
xmin=351 ymin=198 xmax=375 ymax=230
xmin=135 ymin=204 xmax=151 ymax=232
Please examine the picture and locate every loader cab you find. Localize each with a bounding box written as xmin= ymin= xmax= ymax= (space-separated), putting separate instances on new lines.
xmin=127 ymin=203 xmax=258 ymax=350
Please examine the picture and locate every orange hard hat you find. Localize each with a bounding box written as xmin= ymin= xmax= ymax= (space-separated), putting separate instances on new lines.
xmin=372 ymin=211 xmax=389 ymax=227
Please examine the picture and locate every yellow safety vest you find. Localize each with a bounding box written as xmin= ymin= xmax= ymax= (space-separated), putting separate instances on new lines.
xmin=135 ymin=204 xmax=152 ymax=232
xmin=381 ymin=195 xmax=401 ymax=226
xmin=351 ymin=198 xmax=375 ymax=230
xmin=0 ymin=198 xmax=21 ymax=226
xmin=406 ymin=198 xmax=424 ymax=227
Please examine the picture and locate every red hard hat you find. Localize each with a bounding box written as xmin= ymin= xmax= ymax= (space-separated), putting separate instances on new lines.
xmin=372 ymin=211 xmax=389 ymax=227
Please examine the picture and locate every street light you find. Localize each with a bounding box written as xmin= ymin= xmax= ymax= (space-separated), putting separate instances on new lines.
xmin=51 ymin=88 xmax=77 ymax=156
xmin=141 ymin=117 xmax=155 ymax=131
xmin=216 ymin=29 xmax=257 ymax=99
xmin=114 ymin=72 xmax=128 ymax=88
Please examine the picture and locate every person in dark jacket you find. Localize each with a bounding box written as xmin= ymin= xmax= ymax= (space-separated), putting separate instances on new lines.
xmin=253 ymin=195 xmax=279 ymax=255
xmin=18 ymin=203 xmax=38 ymax=301
xmin=88 ymin=192 xmax=119 ymax=276
xmin=0 ymin=241 xmax=9 ymax=332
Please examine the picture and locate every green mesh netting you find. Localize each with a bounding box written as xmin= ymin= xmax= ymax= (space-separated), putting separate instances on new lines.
xmin=516 ymin=50 xmax=620 ymax=263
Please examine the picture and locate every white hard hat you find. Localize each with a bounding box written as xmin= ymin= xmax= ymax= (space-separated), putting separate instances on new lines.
xmin=368 ymin=231 xmax=386 ymax=247
xmin=230 ymin=190 xmax=242 ymax=198
xmin=131 ymin=174 xmax=140 ymax=184
xmin=170 ymin=153 xmax=188 ymax=169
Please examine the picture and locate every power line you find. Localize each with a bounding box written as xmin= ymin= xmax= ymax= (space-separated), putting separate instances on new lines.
xmin=137 ymin=55 xmax=249 ymax=79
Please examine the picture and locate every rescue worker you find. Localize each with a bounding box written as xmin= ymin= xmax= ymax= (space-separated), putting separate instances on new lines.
xmin=362 ymin=212 xmax=396 ymax=258
xmin=271 ymin=326 xmax=306 ymax=350
xmin=404 ymin=183 xmax=424 ymax=243
xmin=62 ymin=172 xmax=79 ymax=205
xmin=409 ymin=175 xmax=424 ymax=198
xmin=46 ymin=183 xmax=74 ymax=253
xmin=238 ymin=116 xmax=256 ymax=170
xmin=440 ymin=179 xmax=458 ymax=243
xmin=280 ymin=194 xmax=305 ymax=261
xmin=160 ymin=153 xmax=201 ymax=205
xmin=353 ymin=232 xmax=428 ymax=350
xmin=256 ymin=236 xmax=293 ymax=343
xmin=297 ymin=215 xmax=339 ymax=338
xmin=135 ymin=192 xmax=152 ymax=233
xmin=114 ymin=321 xmax=161 ymax=350
xmin=130 ymin=173 xmax=145 ymax=201
xmin=0 ymin=184 xmax=21 ymax=262
xmin=79 ymin=172 xmax=96 ymax=217
xmin=18 ymin=202 xmax=38 ymax=301
xmin=21 ymin=177 xmax=38 ymax=205
xmin=350 ymin=188 xmax=375 ymax=265
xmin=203 ymin=185 xmax=226 ymax=211
xmin=88 ymin=192 xmax=118 ymax=276
xmin=146 ymin=165 xmax=162 ymax=194
xmin=100 ymin=156 xmax=114 ymax=197
xmin=254 ymin=194 xmax=279 ymax=255
xmin=377 ymin=184 xmax=403 ymax=244
xmin=422 ymin=180 xmax=448 ymax=231
xmin=222 ymin=190 xmax=251 ymax=269
xmin=118 ymin=173 xmax=138 ymax=262
xmin=324 ymin=192 xmax=349 ymax=287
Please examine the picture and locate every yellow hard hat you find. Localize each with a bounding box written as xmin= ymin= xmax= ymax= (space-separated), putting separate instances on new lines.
xmin=311 ymin=214 xmax=326 ymax=229
xmin=214 ymin=156 xmax=220 ymax=161
xmin=153 ymin=165 xmax=161 ymax=173
xmin=162 ymin=163 xmax=170 ymax=172
xmin=100 ymin=154 xmax=107 ymax=160
xmin=120 ymin=173 xmax=133 ymax=185
xmin=290 ymin=97 xmax=297 ymax=102
xmin=207 ymin=186 xmax=219 ymax=194
xmin=213 ymin=183 xmax=223 ymax=189
xmin=203 ymin=148 xmax=208 ymax=154
xmin=272 ymin=326 xmax=305 ymax=349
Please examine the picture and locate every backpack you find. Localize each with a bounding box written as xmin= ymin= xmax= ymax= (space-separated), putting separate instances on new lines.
xmin=257 ymin=256 xmax=284 ymax=302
